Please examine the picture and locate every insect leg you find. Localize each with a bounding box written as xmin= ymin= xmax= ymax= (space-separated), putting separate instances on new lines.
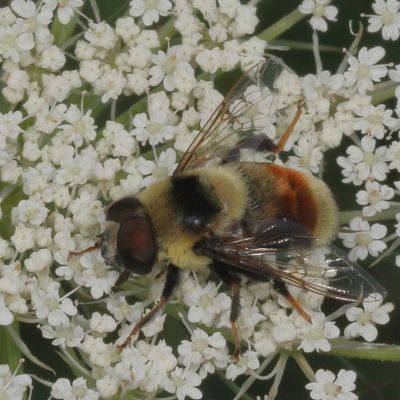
xmin=114 ymin=269 xmax=131 ymax=286
xmin=67 ymin=232 xmax=106 ymax=261
xmin=118 ymin=263 xmax=180 ymax=349
xmin=273 ymin=279 xmax=310 ymax=321
xmin=224 ymin=136 xmax=277 ymax=162
xmin=67 ymin=243 xmax=100 ymax=260
xmin=211 ymin=261 xmax=242 ymax=359
xmin=272 ymin=99 xmax=304 ymax=154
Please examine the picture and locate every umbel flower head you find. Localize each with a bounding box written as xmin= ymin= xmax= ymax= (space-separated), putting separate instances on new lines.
xmin=0 ymin=0 xmax=399 ymax=399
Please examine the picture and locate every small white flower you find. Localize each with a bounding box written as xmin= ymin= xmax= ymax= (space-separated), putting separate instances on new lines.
xmin=24 ymin=249 xmax=52 ymax=272
xmin=229 ymin=4 xmax=259 ymax=37
xmin=137 ymin=148 xmax=177 ymax=187
xmin=89 ymin=312 xmax=117 ymax=333
xmin=94 ymin=69 xmax=127 ymax=103
xmin=302 ymin=70 xmax=344 ymax=117
xmin=386 ymin=140 xmax=400 ymax=171
xmin=196 ymin=47 xmax=223 ymax=74
xmin=353 ymin=103 xmax=397 ymax=139
xmin=253 ymin=322 xmax=277 ymax=357
xmin=183 ymin=281 xmax=231 ymax=326
xmin=39 ymin=45 xmax=66 ymax=71
xmin=60 ymin=105 xmax=97 ymax=147
xmin=337 ymin=136 xmax=389 ymax=185
xmin=344 ymin=293 xmax=394 ymax=342
xmin=178 ymin=328 xmax=228 ymax=378
xmin=43 ymin=0 xmax=84 ymax=25
xmin=14 ymin=197 xmax=48 ymax=226
xmin=149 ymin=46 xmax=196 ymax=94
xmin=306 ymin=369 xmax=358 ymax=400
xmin=11 ymin=223 xmax=35 ymax=253
xmin=0 ymin=110 xmax=23 ymax=140
xmin=271 ymin=319 xmax=297 ymax=344
xmin=0 ymin=21 xmax=34 ymax=63
xmin=84 ymin=21 xmax=118 ymax=49
xmin=225 ymin=350 xmax=260 ymax=380
xmin=81 ymin=335 xmax=114 ymax=368
xmin=344 ymin=46 xmax=388 ymax=95
xmin=76 ymin=252 xmax=119 ymax=299
xmin=102 ymin=121 xmax=136 ymax=158
xmin=41 ymin=321 xmax=85 ymax=348
xmin=389 ymin=63 xmax=400 ymax=98
xmin=0 ymin=295 xmax=14 ymax=325
xmin=31 ymin=288 xmax=77 ymax=326
xmin=299 ymin=0 xmax=338 ymax=32
xmin=132 ymin=92 xmax=175 ymax=146
xmin=339 ymin=217 xmax=387 ymax=261
xmin=356 ymin=181 xmax=394 ymax=216
xmin=365 ymin=0 xmax=400 ymax=41
xmin=95 ymin=374 xmax=119 ymax=398
xmin=142 ymin=310 xmax=167 ymax=337
xmin=287 ymin=135 xmax=323 ymax=173
xmin=42 ymin=71 xmax=81 ymax=104
xmin=168 ymin=367 xmax=202 ymax=400
xmin=55 ymin=150 xmax=98 ymax=187
xmin=129 ymin=0 xmax=172 ymax=26
xmin=298 ymin=312 xmax=340 ymax=353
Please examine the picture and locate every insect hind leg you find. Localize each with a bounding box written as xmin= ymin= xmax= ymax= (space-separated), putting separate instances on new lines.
xmin=272 ymin=99 xmax=304 ymax=154
xmin=224 ymin=135 xmax=277 ymax=162
xmin=224 ymin=99 xmax=304 ymax=162
xmin=273 ymin=279 xmax=311 ymax=322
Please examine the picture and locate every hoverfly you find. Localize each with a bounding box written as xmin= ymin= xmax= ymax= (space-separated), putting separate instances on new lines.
xmin=70 ymin=57 xmax=386 ymax=357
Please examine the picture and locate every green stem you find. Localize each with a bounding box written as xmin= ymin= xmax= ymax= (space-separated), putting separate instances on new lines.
xmin=115 ymin=97 xmax=149 ymax=128
xmin=0 ymin=321 xmax=21 ymax=370
xmin=158 ymin=18 xmax=177 ymax=48
xmin=291 ymin=351 xmax=315 ymax=381
xmin=339 ymin=207 xmax=400 ymax=224
xmin=369 ymin=236 xmax=400 ymax=267
xmin=216 ymin=371 xmax=254 ymax=400
xmin=52 ymin=14 xmax=80 ymax=48
xmin=372 ymin=81 xmax=397 ymax=104
xmin=270 ymin=39 xmax=341 ymax=53
xmin=258 ymin=9 xmax=305 ymax=42
xmin=330 ymin=339 xmax=400 ymax=362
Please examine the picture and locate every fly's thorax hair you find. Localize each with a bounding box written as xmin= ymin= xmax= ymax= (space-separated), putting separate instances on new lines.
xmin=196 ymin=165 xmax=248 ymax=234
xmin=233 ymin=162 xmax=283 ymax=228
xmin=136 ymin=167 xmax=248 ymax=270
xmin=302 ymin=174 xmax=339 ymax=245
xmin=137 ymin=177 xmax=206 ymax=269
xmin=137 ymin=176 xmax=177 ymax=245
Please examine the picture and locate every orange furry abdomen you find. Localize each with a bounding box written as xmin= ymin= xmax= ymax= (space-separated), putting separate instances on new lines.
xmin=262 ymin=164 xmax=318 ymax=233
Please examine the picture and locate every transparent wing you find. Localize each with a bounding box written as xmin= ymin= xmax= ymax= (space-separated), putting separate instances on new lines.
xmin=264 ymin=245 xmax=386 ymax=302
xmin=197 ymin=237 xmax=386 ymax=303
xmin=174 ymin=57 xmax=297 ymax=174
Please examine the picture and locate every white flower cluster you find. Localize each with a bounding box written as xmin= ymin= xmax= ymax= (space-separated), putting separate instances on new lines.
xmin=0 ymin=0 xmax=398 ymax=399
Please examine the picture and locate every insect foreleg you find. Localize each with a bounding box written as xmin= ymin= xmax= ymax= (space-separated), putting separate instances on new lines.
xmin=118 ymin=263 xmax=180 ymax=349
xmin=211 ymin=261 xmax=242 ymax=359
